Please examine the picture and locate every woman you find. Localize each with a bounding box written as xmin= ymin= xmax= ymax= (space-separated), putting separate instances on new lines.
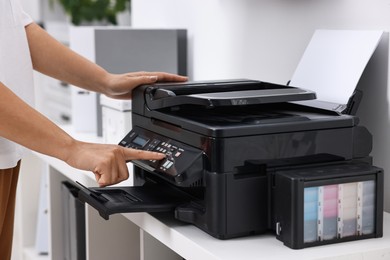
xmin=0 ymin=0 xmax=187 ymax=258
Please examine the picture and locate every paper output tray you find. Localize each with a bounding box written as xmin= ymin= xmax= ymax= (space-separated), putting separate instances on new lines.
xmin=77 ymin=182 xmax=192 ymax=220
xmin=145 ymin=80 xmax=316 ymax=110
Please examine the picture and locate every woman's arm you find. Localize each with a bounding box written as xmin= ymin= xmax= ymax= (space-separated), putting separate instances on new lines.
xmin=25 ymin=23 xmax=187 ymax=99
xmin=0 ymin=82 xmax=164 ymax=186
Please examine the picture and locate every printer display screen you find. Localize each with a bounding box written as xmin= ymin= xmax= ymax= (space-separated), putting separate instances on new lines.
xmin=132 ymin=136 xmax=149 ymax=147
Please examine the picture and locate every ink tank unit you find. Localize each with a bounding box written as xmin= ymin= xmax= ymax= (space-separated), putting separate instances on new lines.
xmin=271 ymin=161 xmax=383 ymax=249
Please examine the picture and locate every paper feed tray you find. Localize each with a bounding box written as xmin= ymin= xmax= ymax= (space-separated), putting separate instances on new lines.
xmin=145 ymin=79 xmax=316 ymax=110
xmin=77 ymin=182 xmax=192 ymax=220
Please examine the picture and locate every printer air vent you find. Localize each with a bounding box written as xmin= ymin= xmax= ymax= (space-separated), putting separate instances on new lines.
xmin=190 ymin=178 xmax=204 ymax=187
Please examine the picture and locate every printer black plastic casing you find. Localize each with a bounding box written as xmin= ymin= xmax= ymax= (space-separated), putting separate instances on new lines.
xmin=79 ymin=79 xmax=383 ymax=246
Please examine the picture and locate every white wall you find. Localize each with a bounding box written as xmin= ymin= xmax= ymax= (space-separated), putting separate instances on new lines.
xmin=132 ymin=0 xmax=390 ymax=211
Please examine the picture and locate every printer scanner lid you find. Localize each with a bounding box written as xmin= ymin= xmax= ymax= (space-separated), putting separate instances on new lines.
xmin=133 ymin=79 xmax=359 ymax=138
xmin=144 ymin=79 xmax=316 ymax=110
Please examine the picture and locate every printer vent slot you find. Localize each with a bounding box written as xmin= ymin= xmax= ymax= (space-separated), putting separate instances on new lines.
xmin=190 ymin=178 xmax=204 ymax=187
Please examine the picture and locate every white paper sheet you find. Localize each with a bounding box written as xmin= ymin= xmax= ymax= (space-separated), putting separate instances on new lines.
xmin=290 ymin=30 xmax=384 ymax=105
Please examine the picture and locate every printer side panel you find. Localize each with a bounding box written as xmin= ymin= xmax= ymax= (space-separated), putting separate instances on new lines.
xmin=224 ymin=171 xmax=269 ymax=237
xmin=173 ymin=169 xmax=269 ymax=239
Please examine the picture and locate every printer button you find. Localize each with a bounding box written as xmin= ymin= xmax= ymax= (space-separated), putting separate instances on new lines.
xmin=162 ymin=160 xmax=171 ymax=168
xmin=161 ymin=160 xmax=174 ymax=170
xmin=151 ymin=139 xmax=161 ymax=146
xmin=166 ymin=161 xmax=174 ymax=169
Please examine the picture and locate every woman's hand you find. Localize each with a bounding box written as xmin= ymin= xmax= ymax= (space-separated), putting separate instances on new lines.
xmin=65 ymin=141 xmax=166 ymax=187
xmin=102 ymin=71 xmax=188 ymax=99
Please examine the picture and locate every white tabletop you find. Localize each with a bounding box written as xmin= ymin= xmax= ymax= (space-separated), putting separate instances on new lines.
xmin=124 ymin=212 xmax=390 ymax=260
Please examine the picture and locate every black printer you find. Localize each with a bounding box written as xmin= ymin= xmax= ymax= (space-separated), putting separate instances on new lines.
xmin=79 ymin=79 xmax=383 ymax=249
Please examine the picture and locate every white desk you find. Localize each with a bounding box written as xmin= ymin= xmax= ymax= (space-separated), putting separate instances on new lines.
xmin=15 ymin=127 xmax=390 ymax=260
xmin=124 ymin=212 xmax=390 ymax=260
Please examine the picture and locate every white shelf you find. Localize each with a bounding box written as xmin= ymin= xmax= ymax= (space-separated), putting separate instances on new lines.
xmin=124 ymin=212 xmax=390 ymax=260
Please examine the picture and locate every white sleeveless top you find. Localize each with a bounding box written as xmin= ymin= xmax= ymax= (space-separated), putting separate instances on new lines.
xmin=0 ymin=0 xmax=34 ymax=169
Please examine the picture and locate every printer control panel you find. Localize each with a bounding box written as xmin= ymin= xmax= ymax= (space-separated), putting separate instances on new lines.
xmin=119 ymin=127 xmax=204 ymax=185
